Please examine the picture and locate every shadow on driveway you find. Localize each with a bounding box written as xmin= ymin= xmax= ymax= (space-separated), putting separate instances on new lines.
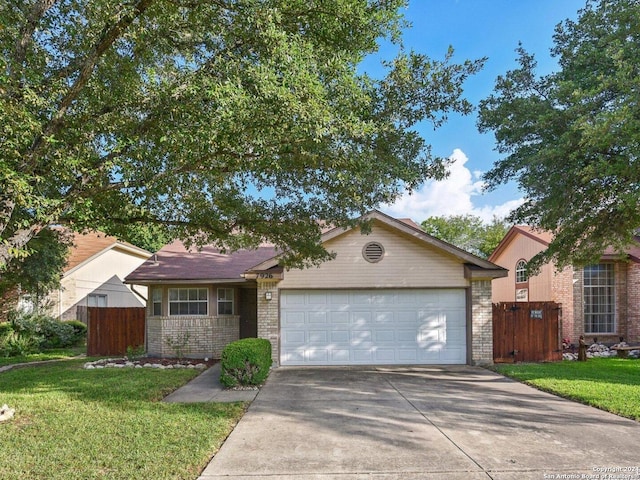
xmin=199 ymin=365 xmax=640 ymax=480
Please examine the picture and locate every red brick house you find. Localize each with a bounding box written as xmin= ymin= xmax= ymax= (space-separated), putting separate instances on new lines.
xmin=489 ymin=226 xmax=640 ymax=345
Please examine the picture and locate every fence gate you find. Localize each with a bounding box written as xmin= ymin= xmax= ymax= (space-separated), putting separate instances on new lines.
xmin=86 ymin=307 xmax=146 ymax=356
xmin=492 ymin=302 xmax=562 ymax=363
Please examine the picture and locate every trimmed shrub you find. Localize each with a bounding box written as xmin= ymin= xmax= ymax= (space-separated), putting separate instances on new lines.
xmin=63 ymin=320 xmax=87 ymax=345
xmin=220 ymin=338 xmax=272 ymax=387
xmin=39 ymin=319 xmax=76 ymax=348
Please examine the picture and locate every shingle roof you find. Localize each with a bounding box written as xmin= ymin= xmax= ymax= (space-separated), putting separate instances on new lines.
xmin=125 ymin=241 xmax=279 ymax=282
xmin=64 ymin=230 xmax=149 ymax=272
xmin=489 ymin=225 xmax=640 ymax=263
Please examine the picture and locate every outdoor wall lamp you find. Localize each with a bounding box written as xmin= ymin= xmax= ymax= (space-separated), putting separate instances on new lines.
xmin=264 ymin=292 xmax=272 ymax=301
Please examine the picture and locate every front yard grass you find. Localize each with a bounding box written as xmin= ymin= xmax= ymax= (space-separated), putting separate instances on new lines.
xmin=0 ymin=346 xmax=86 ymax=367
xmin=493 ymin=357 xmax=640 ymax=421
xmin=0 ymin=359 xmax=246 ymax=479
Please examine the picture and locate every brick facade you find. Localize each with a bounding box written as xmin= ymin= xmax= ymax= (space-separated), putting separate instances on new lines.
xmin=146 ymin=315 xmax=239 ymax=359
xmin=470 ymin=280 xmax=493 ymax=365
xmin=257 ymin=280 xmax=280 ymax=364
xmin=628 ymin=263 xmax=640 ymax=343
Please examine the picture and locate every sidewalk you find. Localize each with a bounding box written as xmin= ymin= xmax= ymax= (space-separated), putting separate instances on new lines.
xmin=162 ymin=363 xmax=259 ymax=403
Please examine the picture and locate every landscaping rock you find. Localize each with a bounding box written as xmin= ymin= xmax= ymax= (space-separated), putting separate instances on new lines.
xmin=0 ymin=404 xmax=15 ymax=422
xmin=83 ymin=357 xmax=215 ymax=370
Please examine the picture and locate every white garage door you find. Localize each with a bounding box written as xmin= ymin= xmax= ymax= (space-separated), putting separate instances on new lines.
xmin=280 ymin=289 xmax=467 ymax=365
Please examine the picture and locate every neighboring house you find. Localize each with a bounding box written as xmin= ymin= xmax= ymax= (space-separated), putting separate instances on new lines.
xmin=48 ymin=231 xmax=152 ymax=320
xmin=126 ymin=210 xmax=507 ymax=366
xmin=489 ymin=226 xmax=640 ymax=345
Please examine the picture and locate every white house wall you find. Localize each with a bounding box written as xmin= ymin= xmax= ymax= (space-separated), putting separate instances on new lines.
xmin=278 ymin=223 xmax=468 ymax=289
xmin=55 ymin=248 xmax=148 ymax=319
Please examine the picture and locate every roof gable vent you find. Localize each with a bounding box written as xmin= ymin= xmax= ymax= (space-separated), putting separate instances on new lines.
xmin=363 ymin=242 xmax=385 ymax=263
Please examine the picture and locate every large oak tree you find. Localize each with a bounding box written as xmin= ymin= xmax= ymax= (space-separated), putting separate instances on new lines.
xmin=478 ymin=0 xmax=640 ymax=270
xmin=1 ymin=0 xmax=483 ymax=269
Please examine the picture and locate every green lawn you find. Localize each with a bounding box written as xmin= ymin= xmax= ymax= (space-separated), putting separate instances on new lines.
xmin=0 ymin=359 xmax=246 ymax=480
xmin=0 ymin=346 xmax=86 ymax=367
xmin=493 ymin=357 xmax=640 ymax=421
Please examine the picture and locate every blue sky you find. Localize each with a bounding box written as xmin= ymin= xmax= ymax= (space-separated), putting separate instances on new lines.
xmin=367 ymin=0 xmax=586 ymax=223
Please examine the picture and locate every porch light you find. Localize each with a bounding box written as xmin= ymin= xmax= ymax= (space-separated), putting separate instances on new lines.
xmin=264 ymin=291 xmax=272 ymax=301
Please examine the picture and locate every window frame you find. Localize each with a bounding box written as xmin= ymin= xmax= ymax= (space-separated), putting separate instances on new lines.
xmin=217 ymin=288 xmax=234 ymax=316
xmin=583 ymin=263 xmax=615 ymax=334
xmin=168 ymin=287 xmax=208 ymax=316
xmin=515 ymin=259 xmax=528 ymax=284
xmin=151 ymin=288 xmax=162 ymax=316
xmin=87 ymin=293 xmax=108 ymax=307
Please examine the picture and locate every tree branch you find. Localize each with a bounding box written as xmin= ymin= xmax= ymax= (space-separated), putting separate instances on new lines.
xmin=25 ymin=0 xmax=155 ymax=167
xmin=12 ymin=0 xmax=59 ymax=75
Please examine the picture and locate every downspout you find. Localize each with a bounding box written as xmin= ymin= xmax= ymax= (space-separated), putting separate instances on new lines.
xmin=130 ymin=284 xmax=147 ymax=303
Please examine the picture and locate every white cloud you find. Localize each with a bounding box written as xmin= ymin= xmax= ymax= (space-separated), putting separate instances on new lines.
xmin=382 ymin=148 xmax=524 ymax=223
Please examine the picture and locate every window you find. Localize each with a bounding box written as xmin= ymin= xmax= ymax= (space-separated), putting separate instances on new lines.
xmin=169 ymin=288 xmax=208 ymax=315
xmin=217 ymin=288 xmax=234 ymax=315
xmin=515 ymin=259 xmax=528 ymax=284
xmin=152 ymin=288 xmax=162 ymax=316
xmin=88 ymin=294 xmax=107 ymax=307
xmin=583 ymin=263 xmax=615 ymax=334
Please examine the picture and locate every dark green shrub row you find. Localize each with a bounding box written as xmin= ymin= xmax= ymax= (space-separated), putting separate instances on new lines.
xmin=0 ymin=312 xmax=87 ymax=357
xmin=220 ymin=338 xmax=272 ymax=387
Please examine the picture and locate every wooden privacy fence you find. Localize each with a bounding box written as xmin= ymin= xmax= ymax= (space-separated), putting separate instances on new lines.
xmin=493 ymin=302 xmax=562 ymax=363
xmin=85 ymin=307 xmax=146 ymax=356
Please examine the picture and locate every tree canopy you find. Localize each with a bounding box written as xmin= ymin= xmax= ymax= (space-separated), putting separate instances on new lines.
xmin=420 ymin=214 xmax=509 ymax=259
xmin=478 ymin=0 xmax=640 ymax=270
xmin=0 ymin=228 xmax=70 ymax=307
xmin=1 ymin=0 xmax=484 ymax=270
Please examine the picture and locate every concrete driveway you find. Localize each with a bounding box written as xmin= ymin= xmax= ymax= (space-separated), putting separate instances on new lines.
xmin=199 ymin=366 xmax=640 ymax=480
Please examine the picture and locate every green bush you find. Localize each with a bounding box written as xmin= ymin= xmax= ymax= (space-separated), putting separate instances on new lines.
xmin=8 ymin=311 xmax=78 ymax=350
xmin=220 ymin=338 xmax=272 ymax=388
xmin=63 ymin=320 xmax=87 ymax=345
xmin=39 ymin=319 xmax=76 ymax=349
xmin=0 ymin=331 xmax=40 ymax=357
xmin=0 ymin=322 xmax=14 ymax=336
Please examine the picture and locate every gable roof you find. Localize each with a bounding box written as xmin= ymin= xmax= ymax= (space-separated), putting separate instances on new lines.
xmin=488 ymin=226 xmax=640 ymax=263
xmin=488 ymin=225 xmax=552 ymax=263
xmin=247 ymin=210 xmax=507 ymax=279
xmin=64 ymin=230 xmax=151 ymax=275
xmin=126 ymin=210 xmax=508 ymax=284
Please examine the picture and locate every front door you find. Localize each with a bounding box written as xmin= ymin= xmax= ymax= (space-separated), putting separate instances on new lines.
xmin=238 ymin=288 xmax=258 ymax=338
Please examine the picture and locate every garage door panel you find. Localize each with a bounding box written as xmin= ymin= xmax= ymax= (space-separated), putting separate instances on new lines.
xmin=331 ymin=330 xmax=350 ymax=343
xmin=308 ymin=312 xmax=328 ymax=324
xmin=280 ymin=289 xmax=466 ymax=365
xmin=374 ymin=330 xmax=395 ymax=342
xmin=281 ymin=311 xmax=305 ymax=326
xmin=331 ymin=311 xmax=349 ymax=324
xmin=330 ymin=349 xmax=350 ymax=362
xmin=283 ymin=330 xmax=306 ymax=344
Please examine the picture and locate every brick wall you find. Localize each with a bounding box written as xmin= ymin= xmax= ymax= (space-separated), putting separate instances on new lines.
xmin=471 ymin=280 xmax=493 ymax=365
xmin=551 ymin=266 xmax=575 ymax=342
xmin=257 ymin=280 xmax=280 ymax=364
xmin=146 ymin=315 xmax=239 ymax=359
xmin=628 ymin=263 xmax=640 ymax=343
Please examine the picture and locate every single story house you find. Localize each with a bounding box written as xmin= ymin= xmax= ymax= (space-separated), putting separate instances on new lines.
xmin=125 ymin=210 xmax=507 ymax=366
xmin=50 ymin=231 xmax=152 ymax=320
xmin=489 ymin=226 xmax=640 ymax=345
